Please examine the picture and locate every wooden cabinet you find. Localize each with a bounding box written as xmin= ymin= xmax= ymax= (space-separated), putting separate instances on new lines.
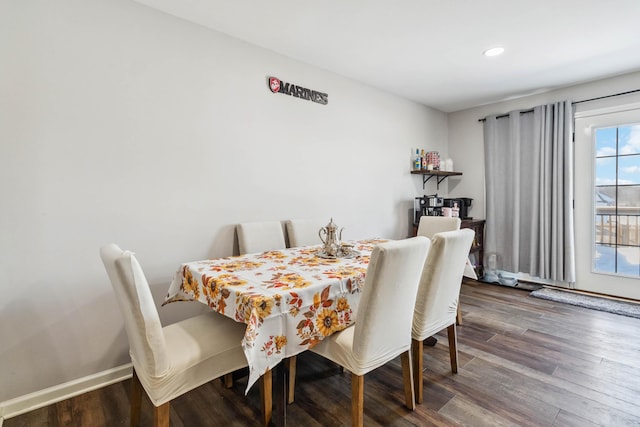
xmin=461 ymin=219 xmax=485 ymax=279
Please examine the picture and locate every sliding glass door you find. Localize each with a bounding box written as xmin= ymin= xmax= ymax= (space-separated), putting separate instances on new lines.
xmin=575 ymin=106 xmax=640 ymax=299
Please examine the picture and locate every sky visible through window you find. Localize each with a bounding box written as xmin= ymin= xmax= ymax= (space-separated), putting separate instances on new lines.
xmin=593 ymin=125 xmax=640 ymax=277
xmin=595 ymin=126 xmax=640 ymax=186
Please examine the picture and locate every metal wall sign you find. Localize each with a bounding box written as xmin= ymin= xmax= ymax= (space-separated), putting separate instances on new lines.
xmin=268 ymin=76 xmax=328 ymax=105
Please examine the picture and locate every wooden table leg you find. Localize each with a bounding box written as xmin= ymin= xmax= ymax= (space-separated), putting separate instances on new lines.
xmin=260 ymin=369 xmax=272 ymax=427
xmin=270 ymin=362 xmax=287 ymax=426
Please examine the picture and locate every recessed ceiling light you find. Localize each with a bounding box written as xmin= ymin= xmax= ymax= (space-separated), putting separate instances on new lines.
xmin=483 ymin=47 xmax=505 ymax=57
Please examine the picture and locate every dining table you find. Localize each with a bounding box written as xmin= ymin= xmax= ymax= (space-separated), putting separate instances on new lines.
xmin=163 ymin=238 xmax=387 ymax=424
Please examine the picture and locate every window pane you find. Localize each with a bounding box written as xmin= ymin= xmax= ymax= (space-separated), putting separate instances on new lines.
xmin=594 ymin=244 xmax=615 ymax=273
xmin=615 ymin=215 xmax=640 ymax=246
xmin=595 ymin=157 xmax=616 ymax=185
xmin=594 ymin=185 xmax=616 ymax=205
xmin=617 ymin=185 xmax=640 ymax=208
xmin=595 ymin=127 xmax=617 ymax=157
xmin=618 ymin=154 xmax=640 ymax=185
xmin=616 ymin=246 xmax=640 ymax=276
xmin=618 ymin=125 xmax=640 ymax=155
xmin=594 ymin=214 xmax=615 ymax=244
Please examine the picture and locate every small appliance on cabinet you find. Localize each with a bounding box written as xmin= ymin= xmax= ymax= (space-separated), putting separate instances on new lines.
xmin=442 ymin=197 xmax=474 ymax=220
xmin=414 ymin=194 xmax=444 ymax=223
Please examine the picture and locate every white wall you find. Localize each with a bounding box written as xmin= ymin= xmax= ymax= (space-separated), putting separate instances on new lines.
xmin=0 ymin=0 xmax=448 ymax=402
xmin=448 ymin=71 xmax=640 ymax=220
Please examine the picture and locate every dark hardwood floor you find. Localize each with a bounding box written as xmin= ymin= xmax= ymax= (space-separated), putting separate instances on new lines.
xmin=6 ymin=281 xmax=640 ymax=426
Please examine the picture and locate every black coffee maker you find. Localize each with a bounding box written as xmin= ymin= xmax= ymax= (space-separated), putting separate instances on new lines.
xmin=414 ymin=194 xmax=444 ymax=222
xmin=442 ymin=197 xmax=473 ymax=219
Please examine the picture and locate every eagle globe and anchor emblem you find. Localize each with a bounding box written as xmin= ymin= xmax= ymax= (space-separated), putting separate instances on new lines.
xmin=269 ymin=77 xmax=281 ymax=93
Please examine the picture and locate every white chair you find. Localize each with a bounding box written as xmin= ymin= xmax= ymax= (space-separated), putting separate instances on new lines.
xmin=310 ymin=237 xmax=431 ymax=427
xmin=410 ymin=229 xmax=475 ymax=404
xmin=285 ymin=218 xmax=326 ymax=247
xmin=416 ymin=215 xmax=470 ymax=325
xmin=416 ymin=216 xmax=461 ymax=239
xmin=282 ymin=217 xmax=326 ymax=403
xmin=237 ymin=221 xmax=286 ymax=255
xmin=100 ymin=244 xmax=271 ymax=427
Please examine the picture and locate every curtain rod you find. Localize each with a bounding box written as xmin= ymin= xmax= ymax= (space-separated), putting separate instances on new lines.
xmin=477 ymin=88 xmax=640 ymax=122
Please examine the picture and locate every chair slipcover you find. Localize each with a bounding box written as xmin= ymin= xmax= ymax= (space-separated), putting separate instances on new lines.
xmin=416 ymin=216 xmax=461 ymax=239
xmin=411 ymin=229 xmax=475 ymax=403
xmin=417 ymin=215 xmax=476 ymax=301
xmin=237 ymin=221 xmax=286 ymax=255
xmin=310 ymin=237 xmax=430 ymax=425
xmin=285 ymin=218 xmax=325 ymax=247
xmin=100 ymin=244 xmax=250 ymax=408
xmin=412 ymin=229 xmax=475 ymax=341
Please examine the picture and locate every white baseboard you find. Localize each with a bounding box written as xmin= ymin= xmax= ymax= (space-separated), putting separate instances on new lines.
xmin=0 ymin=363 xmax=132 ymax=422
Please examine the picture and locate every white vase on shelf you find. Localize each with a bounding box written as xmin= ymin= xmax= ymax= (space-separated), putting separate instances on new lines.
xmin=444 ymin=158 xmax=453 ymax=172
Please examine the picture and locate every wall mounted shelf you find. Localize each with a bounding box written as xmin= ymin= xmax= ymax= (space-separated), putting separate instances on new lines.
xmin=411 ymin=170 xmax=463 ymax=189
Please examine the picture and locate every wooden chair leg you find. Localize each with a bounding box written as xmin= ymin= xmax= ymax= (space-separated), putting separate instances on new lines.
xmin=130 ymin=369 xmax=143 ymax=427
xmin=411 ymin=338 xmax=424 ymax=404
xmin=447 ymin=323 xmax=459 ymax=373
xmin=456 ymin=304 xmax=463 ymax=325
xmin=351 ymin=373 xmax=364 ymax=427
xmin=153 ymin=402 xmax=170 ymax=427
xmin=400 ymin=350 xmax=415 ymax=410
xmin=260 ymin=369 xmax=272 ymax=427
xmin=223 ymin=373 xmax=234 ymax=389
xmin=286 ymin=356 xmax=297 ymax=404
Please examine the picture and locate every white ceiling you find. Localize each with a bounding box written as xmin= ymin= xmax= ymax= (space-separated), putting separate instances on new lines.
xmin=133 ymin=0 xmax=640 ymax=112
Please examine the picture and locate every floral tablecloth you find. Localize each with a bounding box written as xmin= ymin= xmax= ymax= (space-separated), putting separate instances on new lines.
xmin=164 ymin=239 xmax=387 ymax=392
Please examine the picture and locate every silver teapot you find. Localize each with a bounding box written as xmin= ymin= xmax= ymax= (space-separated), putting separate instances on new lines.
xmin=319 ymin=218 xmax=344 ymax=257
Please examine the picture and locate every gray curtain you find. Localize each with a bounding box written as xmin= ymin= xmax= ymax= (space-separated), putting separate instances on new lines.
xmin=484 ymin=101 xmax=575 ymax=283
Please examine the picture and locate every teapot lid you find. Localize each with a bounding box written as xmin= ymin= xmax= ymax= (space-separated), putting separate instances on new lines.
xmin=325 ymin=217 xmax=338 ymax=230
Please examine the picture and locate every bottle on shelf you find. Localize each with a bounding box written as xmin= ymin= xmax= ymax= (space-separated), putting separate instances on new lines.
xmin=414 ymin=149 xmax=421 ymax=170
xmin=445 ymin=158 xmax=453 ymax=172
